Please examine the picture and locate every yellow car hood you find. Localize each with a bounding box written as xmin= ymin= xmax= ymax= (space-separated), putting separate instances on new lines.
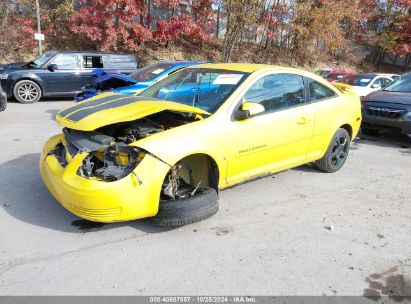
xmin=56 ymin=93 xmax=210 ymax=131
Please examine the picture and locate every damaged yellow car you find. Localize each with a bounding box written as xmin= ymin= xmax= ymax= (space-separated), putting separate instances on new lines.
xmin=40 ymin=64 xmax=361 ymax=227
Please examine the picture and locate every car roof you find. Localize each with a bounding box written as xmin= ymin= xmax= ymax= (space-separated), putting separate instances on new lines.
xmin=52 ymin=50 xmax=135 ymax=56
xmin=191 ymin=63 xmax=304 ymax=73
xmin=355 ymin=73 xmax=397 ymax=77
xmin=166 ymin=61 xmax=202 ymax=64
xmin=327 ymin=70 xmax=352 ymax=75
xmin=153 ymin=61 xmax=203 ymax=66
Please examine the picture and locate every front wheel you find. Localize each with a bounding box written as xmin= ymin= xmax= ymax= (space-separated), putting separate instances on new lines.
xmin=13 ymin=80 xmax=42 ymax=104
xmin=150 ymin=187 xmax=219 ymax=227
xmin=315 ymin=128 xmax=350 ymax=173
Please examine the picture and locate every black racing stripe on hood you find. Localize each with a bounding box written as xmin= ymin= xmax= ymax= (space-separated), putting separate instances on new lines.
xmin=65 ymin=96 xmax=154 ymax=122
xmin=59 ymin=94 xmax=130 ymax=117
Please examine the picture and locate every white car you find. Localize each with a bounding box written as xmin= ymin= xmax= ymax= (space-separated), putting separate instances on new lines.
xmin=336 ymin=73 xmax=399 ymax=97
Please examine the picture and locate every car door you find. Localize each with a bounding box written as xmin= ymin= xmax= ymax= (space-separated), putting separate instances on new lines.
xmin=78 ymin=54 xmax=108 ymax=87
xmin=44 ymin=53 xmax=83 ymax=94
xmin=157 ymin=72 xmax=220 ymax=106
xmin=369 ymin=77 xmax=385 ymax=92
xmin=224 ymin=73 xmax=315 ymax=185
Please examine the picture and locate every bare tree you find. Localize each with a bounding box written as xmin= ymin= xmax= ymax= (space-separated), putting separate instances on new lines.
xmin=221 ymin=0 xmax=263 ymax=62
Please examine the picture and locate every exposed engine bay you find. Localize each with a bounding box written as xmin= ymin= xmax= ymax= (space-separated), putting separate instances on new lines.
xmin=53 ymin=111 xmax=198 ymax=183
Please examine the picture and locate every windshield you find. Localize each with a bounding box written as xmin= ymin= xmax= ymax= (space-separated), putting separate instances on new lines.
xmin=130 ymin=62 xmax=175 ymax=82
xmin=337 ymin=75 xmax=374 ymax=87
xmin=138 ymin=68 xmax=249 ymax=113
xmin=316 ymin=70 xmax=330 ymax=77
xmin=383 ymin=74 xmax=411 ymax=92
xmin=33 ymin=51 xmax=57 ymax=67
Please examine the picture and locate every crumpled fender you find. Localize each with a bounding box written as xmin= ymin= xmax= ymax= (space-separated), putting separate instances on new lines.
xmin=95 ymin=73 xmax=137 ymax=87
xmin=131 ymin=118 xmax=227 ymax=186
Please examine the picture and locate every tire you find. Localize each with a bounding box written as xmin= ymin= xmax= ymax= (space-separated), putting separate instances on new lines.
xmin=361 ymin=126 xmax=380 ymax=137
xmin=315 ymin=128 xmax=350 ymax=173
xmin=13 ymin=80 xmax=42 ymax=104
xmin=150 ymin=187 xmax=218 ymax=227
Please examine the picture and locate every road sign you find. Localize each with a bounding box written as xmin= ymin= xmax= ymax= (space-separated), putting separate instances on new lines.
xmin=34 ymin=33 xmax=45 ymax=41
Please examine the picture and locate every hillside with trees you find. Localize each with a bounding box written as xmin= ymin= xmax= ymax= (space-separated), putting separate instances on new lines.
xmin=0 ymin=0 xmax=410 ymax=71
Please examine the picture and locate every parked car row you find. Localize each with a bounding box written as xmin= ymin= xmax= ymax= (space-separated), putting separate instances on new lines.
xmin=316 ymin=68 xmax=410 ymax=138
xmin=334 ymin=73 xmax=398 ymax=97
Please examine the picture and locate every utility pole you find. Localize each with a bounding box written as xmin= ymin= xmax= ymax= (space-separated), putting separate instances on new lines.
xmin=35 ymin=0 xmax=42 ymax=55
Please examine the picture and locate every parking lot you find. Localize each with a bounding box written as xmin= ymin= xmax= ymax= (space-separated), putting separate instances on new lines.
xmin=0 ymin=100 xmax=410 ymax=296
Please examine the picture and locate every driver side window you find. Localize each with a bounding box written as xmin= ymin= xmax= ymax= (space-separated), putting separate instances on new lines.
xmin=244 ymin=73 xmax=305 ymax=113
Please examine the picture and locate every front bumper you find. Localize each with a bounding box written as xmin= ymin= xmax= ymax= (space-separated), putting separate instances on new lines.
xmin=0 ymin=79 xmax=12 ymax=98
xmin=39 ymin=135 xmax=170 ymax=222
xmin=362 ymin=108 xmax=411 ymax=136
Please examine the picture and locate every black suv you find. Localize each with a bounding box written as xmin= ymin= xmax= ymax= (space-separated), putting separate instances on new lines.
xmin=0 ymin=51 xmax=137 ymax=103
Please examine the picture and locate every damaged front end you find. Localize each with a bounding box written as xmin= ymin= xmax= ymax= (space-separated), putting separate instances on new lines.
xmin=50 ymin=129 xmax=145 ymax=182
xmin=41 ymin=94 xmax=214 ymax=222
xmin=74 ymin=69 xmax=137 ymax=102
xmin=49 ymin=110 xmax=197 ymax=183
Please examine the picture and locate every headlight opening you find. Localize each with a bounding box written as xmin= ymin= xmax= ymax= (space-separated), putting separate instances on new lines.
xmin=78 ymin=144 xmax=145 ymax=181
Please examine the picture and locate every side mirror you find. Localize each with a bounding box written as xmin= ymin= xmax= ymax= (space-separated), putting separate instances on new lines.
xmin=371 ymin=83 xmax=381 ymax=89
xmin=47 ymin=64 xmax=58 ymax=72
xmin=234 ymin=101 xmax=265 ymax=120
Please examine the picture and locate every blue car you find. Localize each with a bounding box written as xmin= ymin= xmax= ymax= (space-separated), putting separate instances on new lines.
xmin=74 ymin=61 xmax=203 ymax=102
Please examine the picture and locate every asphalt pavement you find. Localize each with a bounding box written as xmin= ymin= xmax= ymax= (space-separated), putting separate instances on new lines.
xmin=0 ymin=99 xmax=410 ymax=296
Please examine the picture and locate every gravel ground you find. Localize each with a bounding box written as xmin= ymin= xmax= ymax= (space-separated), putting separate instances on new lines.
xmin=0 ymin=100 xmax=410 ymax=297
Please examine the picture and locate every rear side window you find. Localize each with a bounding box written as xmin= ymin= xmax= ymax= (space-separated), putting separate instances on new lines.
xmin=308 ymin=79 xmax=337 ymax=101
xmin=50 ymin=54 xmax=79 ymax=69
xmin=244 ymin=73 xmax=305 ymax=113
xmin=109 ymin=55 xmax=137 ymax=69
xmin=82 ymin=56 xmax=104 ymax=69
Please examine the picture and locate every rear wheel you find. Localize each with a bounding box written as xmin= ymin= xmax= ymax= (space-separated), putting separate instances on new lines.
xmin=13 ymin=80 xmax=42 ymax=104
xmin=150 ymin=187 xmax=218 ymax=227
xmin=315 ymin=128 xmax=350 ymax=173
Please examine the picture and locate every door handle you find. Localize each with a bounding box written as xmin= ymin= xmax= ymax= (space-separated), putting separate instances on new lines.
xmin=297 ymin=117 xmax=310 ymax=124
